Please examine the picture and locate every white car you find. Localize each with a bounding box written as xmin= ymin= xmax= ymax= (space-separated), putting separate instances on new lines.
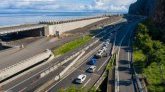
xmin=96 ymin=50 xmax=104 ymax=57
xmin=87 ymin=66 xmax=96 ymax=73
xmin=105 ymin=41 xmax=110 ymax=45
xmin=103 ymin=43 xmax=108 ymax=47
xmin=75 ymin=74 xmax=87 ymax=84
xmin=102 ymin=46 xmax=107 ymax=51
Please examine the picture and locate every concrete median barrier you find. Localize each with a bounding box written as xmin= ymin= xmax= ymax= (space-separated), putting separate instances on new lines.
xmin=0 ymin=49 xmax=53 ymax=85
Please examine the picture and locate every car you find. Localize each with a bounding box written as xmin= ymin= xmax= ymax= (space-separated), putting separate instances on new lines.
xmin=102 ymin=46 xmax=107 ymax=51
xmin=87 ymin=66 xmax=96 ymax=73
xmin=106 ymin=39 xmax=110 ymax=42
xmin=105 ymin=41 xmax=110 ymax=45
xmin=75 ymin=74 xmax=87 ymax=84
xmin=96 ymin=50 xmax=104 ymax=58
xmin=103 ymin=43 xmax=108 ymax=47
xmin=89 ymin=57 xmax=97 ymax=65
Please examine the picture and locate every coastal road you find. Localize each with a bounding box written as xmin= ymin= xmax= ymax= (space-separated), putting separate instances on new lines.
xmin=113 ymin=18 xmax=140 ymax=92
xmin=1 ymin=18 xmax=125 ymax=92
xmin=1 ymin=23 xmax=118 ymax=92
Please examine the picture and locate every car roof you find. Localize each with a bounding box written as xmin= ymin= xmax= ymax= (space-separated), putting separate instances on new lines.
xmin=90 ymin=66 xmax=96 ymax=68
xmin=92 ymin=56 xmax=96 ymax=59
xmin=99 ymin=49 xmax=104 ymax=52
xmin=77 ymin=74 xmax=86 ymax=79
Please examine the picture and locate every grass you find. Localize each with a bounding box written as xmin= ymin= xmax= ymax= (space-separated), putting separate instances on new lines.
xmin=106 ymin=54 xmax=115 ymax=71
xmin=53 ymin=35 xmax=92 ymax=56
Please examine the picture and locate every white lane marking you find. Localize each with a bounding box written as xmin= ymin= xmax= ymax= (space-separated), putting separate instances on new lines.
xmin=97 ymin=57 xmax=109 ymax=71
xmin=127 ymin=36 xmax=131 ymax=68
xmin=82 ymin=78 xmax=91 ymax=88
xmin=18 ymin=87 xmax=27 ymax=92
xmin=128 ymin=52 xmax=130 ymax=68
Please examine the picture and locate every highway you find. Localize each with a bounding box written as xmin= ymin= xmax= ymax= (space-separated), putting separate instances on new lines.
xmin=45 ymin=20 xmax=138 ymax=92
xmin=1 ymin=22 xmax=120 ymax=91
xmin=0 ymin=16 xmax=122 ymax=70
xmin=47 ymin=27 xmax=115 ymax=92
xmin=2 ymin=40 xmax=101 ymax=92
xmin=0 ymin=16 xmax=140 ymax=92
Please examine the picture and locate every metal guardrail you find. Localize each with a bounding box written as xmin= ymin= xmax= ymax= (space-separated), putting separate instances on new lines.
xmin=131 ymin=62 xmax=145 ymax=92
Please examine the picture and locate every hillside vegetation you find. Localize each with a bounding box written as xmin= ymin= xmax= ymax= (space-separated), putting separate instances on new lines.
xmin=133 ymin=20 xmax=165 ymax=92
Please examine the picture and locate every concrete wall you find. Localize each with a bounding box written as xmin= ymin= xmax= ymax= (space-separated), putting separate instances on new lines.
xmin=0 ymin=17 xmax=109 ymax=37
xmin=45 ymin=17 xmax=108 ymax=36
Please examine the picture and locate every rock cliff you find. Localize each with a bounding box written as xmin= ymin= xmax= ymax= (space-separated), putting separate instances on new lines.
xmin=129 ymin=0 xmax=156 ymax=16
xmin=129 ymin=0 xmax=165 ymax=26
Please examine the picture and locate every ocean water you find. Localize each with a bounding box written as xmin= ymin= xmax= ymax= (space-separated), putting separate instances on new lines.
xmin=0 ymin=12 xmax=112 ymax=27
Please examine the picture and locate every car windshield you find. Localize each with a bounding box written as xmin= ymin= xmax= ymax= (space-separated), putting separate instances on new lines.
xmin=89 ymin=68 xmax=93 ymax=70
xmin=77 ymin=78 xmax=81 ymax=80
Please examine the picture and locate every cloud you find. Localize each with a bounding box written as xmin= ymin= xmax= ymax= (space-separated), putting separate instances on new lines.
xmin=89 ymin=0 xmax=136 ymax=12
xmin=0 ymin=0 xmax=137 ymax=12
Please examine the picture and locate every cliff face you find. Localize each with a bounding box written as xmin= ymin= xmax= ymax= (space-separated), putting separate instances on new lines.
xmin=129 ymin=0 xmax=165 ymax=26
xmin=129 ymin=0 xmax=156 ymax=16
xmin=153 ymin=0 xmax=165 ymax=26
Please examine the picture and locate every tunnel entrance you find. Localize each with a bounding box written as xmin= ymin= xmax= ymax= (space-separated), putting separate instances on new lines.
xmin=0 ymin=27 xmax=45 ymax=41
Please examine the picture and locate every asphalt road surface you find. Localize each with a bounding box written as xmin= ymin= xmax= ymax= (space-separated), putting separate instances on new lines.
xmin=112 ymin=18 xmax=140 ymax=92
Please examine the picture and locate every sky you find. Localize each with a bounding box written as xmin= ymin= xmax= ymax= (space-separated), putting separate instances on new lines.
xmin=0 ymin=0 xmax=137 ymax=13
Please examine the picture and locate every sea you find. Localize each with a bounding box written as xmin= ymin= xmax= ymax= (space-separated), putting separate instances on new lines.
xmin=0 ymin=12 xmax=115 ymax=27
